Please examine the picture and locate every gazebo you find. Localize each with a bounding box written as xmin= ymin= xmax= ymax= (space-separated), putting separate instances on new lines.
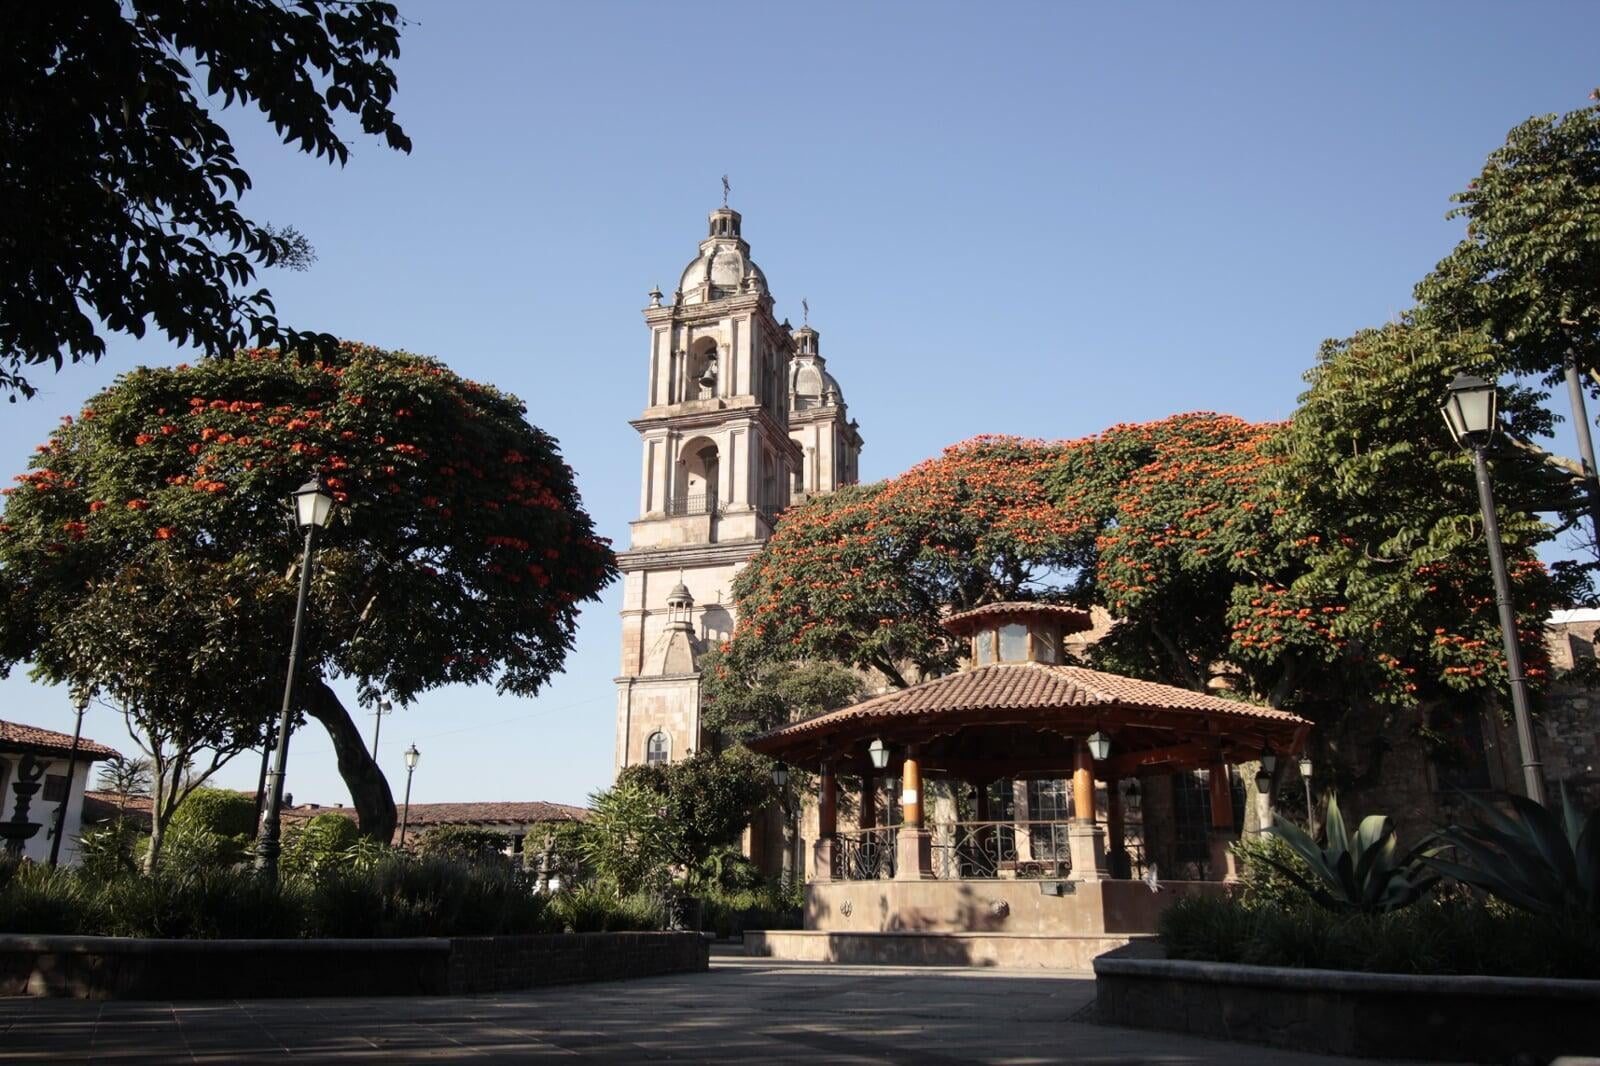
xmin=746 ymin=602 xmax=1311 ymax=965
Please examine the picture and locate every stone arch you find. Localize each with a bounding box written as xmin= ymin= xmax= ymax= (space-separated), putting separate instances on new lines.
xmin=686 ymin=336 xmax=720 ymax=399
xmin=675 ymin=435 xmax=720 ymax=512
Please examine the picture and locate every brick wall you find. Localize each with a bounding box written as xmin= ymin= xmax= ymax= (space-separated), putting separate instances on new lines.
xmin=445 ymin=932 xmax=708 ymax=994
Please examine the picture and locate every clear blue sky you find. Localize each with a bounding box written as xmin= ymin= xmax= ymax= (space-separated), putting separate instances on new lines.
xmin=3 ymin=1 xmax=1596 ymax=808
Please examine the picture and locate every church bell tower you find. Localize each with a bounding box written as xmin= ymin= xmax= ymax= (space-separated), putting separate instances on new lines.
xmin=614 ymin=205 xmax=806 ymax=771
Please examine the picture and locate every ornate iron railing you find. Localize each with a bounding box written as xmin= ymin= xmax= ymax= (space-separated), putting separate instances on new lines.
xmin=835 ymin=826 xmax=896 ymax=880
xmin=930 ymin=820 xmax=1074 ymax=880
xmin=666 ymin=493 xmax=717 ymax=516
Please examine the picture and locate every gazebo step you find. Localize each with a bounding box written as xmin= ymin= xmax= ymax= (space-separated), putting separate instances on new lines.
xmin=742 ymin=930 xmax=1147 ymax=971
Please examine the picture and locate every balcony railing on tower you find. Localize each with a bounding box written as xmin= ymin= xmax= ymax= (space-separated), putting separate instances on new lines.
xmin=666 ymin=492 xmax=718 ymax=517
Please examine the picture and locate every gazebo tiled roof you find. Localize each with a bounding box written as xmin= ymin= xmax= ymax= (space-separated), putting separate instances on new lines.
xmin=748 ymin=661 xmax=1310 ymax=775
xmin=942 ymin=602 xmax=1094 ymax=636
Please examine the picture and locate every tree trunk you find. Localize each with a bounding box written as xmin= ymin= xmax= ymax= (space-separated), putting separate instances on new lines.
xmin=305 ymin=679 xmax=397 ymax=843
xmin=141 ymin=767 xmax=179 ymax=875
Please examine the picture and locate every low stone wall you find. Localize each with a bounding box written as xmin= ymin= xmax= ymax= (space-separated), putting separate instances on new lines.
xmin=747 ymin=929 xmax=1144 ymax=970
xmin=0 ymin=932 xmax=709 ymax=1000
xmin=1094 ymin=948 xmax=1600 ymax=1063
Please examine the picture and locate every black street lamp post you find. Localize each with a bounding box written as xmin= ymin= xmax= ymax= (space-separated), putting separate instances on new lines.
xmin=399 ymin=743 xmax=420 ymax=848
xmin=255 ymin=477 xmax=336 ymax=879
xmin=371 ymin=697 xmax=393 ymax=759
xmin=47 ymin=688 xmax=89 ymax=868
xmin=1441 ymin=374 xmax=1548 ymax=806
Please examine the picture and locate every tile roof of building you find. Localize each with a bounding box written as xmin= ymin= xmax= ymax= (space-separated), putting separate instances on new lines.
xmin=283 ymin=800 xmax=589 ymax=827
xmin=751 ymin=660 xmax=1308 ymax=747
xmin=941 ymin=601 xmax=1094 ymax=636
xmin=0 ymin=720 xmax=120 ymax=760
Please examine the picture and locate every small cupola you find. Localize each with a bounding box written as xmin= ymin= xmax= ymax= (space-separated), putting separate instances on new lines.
xmin=707 ymin=206 xmax=741 ymax=239
xmin=942 ymin=602 xmax=1093 ymax=669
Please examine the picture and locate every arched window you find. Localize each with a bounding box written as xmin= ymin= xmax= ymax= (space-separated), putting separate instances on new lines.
xmin=646 ymin=732 xmax=670 ymax=765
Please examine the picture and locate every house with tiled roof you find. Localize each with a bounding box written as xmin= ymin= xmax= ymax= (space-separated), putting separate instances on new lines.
xmin=282 ymin=798 xmax=588 ymax=857
xmin=0 ymin=719 xmax=121 ymax=866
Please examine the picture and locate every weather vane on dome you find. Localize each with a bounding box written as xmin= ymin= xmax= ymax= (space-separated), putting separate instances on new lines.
xmin=721 ymin=174 xmax=730 ymax=207
xmin=802 ymin=298 xmax=809 ymax=325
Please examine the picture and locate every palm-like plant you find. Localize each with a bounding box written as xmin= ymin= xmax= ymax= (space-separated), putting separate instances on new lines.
xmin=1424 ymin=788 xmax=1599 ymax=920
xmin=1263 ymin=795 xmax=1439 ymax=913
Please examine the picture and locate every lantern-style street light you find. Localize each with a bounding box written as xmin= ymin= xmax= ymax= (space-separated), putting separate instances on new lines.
xmin=1440 ymin=374 xmax=1548 ymax=805
xmin=47 ymin=688 xmax=89 ymax=868
xmin=771 ymin=762 xmax=789 ymax=788
xmin=1086 ymin=731 xmax=1112 ymax=761
xmin=254 ymin=477 xmax=337 ymax=879
xmin=399 ymin=743 xmax=420 ymax=848
xmin=371 ymin=696 xmax=393 ymax=759
xmin=867 ymin=738 xmax=890 ymax=771
xmin=1298 ymin=754 xmax=1314 ymax=822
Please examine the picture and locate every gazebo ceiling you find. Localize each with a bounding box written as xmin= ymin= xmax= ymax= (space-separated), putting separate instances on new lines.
xmin=747 ymin=660 xmax=1311 ymax=776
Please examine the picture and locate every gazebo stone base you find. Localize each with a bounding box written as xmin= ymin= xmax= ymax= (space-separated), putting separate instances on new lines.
xmin=744 ymin=929 xmax=1150 ymax=970
xmin=804 ymin=878 xmax=1228 ymax=938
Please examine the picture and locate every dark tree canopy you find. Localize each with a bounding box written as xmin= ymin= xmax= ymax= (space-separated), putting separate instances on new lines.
xmin=0 ymin=343 xmax=616 ymax=839
xmin=0 ymin=0 xmax=411 ymax=398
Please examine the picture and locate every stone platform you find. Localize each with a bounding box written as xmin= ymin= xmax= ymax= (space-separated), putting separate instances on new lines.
xmin=744 ymin=929 xmax=1148 ymax=969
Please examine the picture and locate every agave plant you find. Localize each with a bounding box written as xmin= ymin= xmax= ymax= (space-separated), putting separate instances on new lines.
xmin=1262 ymin=795 xmax=1439 ymax=913
xmin=1423 ymin=788 xmax=1599 ymax=920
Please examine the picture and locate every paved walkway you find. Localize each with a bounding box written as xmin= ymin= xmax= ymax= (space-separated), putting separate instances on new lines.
xmin=0 ymin=954 xmax=1390 ymax=1063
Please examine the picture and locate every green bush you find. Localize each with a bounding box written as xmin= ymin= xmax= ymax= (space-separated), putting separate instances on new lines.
xmin=280 ymin=813 xmax=362 ymax=881
xmin=302 ymin=854 xmax=545 ymax=937
xmin=546 ymin=884 xmax=662 ymax=933
xmin=76 ymin=818 xmax=141 ymax=879
xmin=415 ymin=825 xmax=512 ymax=864
xmin=171 ymin=788 xmax=257 ymax=838
xmin=1232 ymin=831 xmax=1314 ymax=910
xmin=0 ymin=853 xmax=548 ymax=939
xmin=1157 ymin=892 xmax=1600 ymax=979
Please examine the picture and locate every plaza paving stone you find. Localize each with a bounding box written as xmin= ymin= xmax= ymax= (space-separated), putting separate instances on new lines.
xmin=0 ymin=953 xmax=1427 ymax=1063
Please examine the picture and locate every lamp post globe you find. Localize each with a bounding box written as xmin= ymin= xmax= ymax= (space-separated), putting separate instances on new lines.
xmin=1298 ymin=754 xmax=1315 ymax=822
xmin=1086 ymin=731 xmax=1112 ymax=761
xmin=771 ymin=762 xmax=789 ymax=788
xmin=867 ymin=738 xmax=890 ymax=771
xmin=1440 ymin=374 xmax=1499 ymax=448
xmin=1439 ymin=375 xmax=1548 ymax=806
xmin=254 ymin=475 xmax=338 ymax=880
xmin=399 ymin=743 xmax=420 ymax=848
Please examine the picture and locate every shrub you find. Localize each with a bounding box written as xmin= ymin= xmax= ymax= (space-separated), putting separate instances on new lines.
xmin=1158 ymin=892 xmax=1600 ymax=979
xmin=1231 ymin=831 xmax=1314 ymax=910
xmin=171 ymin=788 xmax=257 ymax=838
xmin=76 ymin=817 xmax=142 ymax=879
xmin=302 ymin=854 xmax=545 ymax=937
xmin=524 ymin=820 xmax=591 ymax=888
xmin=546 ymin=884 xmax=662 ymax=933
xmin=700 ymin=879 xmax=803 ymax=938
xmin=1425 ymin=788 xmax=1600 ymax=920
xmin=280 ymin=813 xmax=362 ymax=881
xmin=0 ymin=861 xmax=102 ymax=935
xmin=1263 ymin=795 xmax=1438 ymax=913
xmin=415 ymin=825 xmax=512 ymax=864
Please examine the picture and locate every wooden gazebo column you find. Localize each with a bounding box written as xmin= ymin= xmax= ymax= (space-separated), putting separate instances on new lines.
xmin=1105 ymin=779 xmax=1129 ymax=879
xmin=1068 ymin=739 xmax=1109 ymax=882
xmin=1207 ymin=756 xmax=1240 ymax=882
xmin=896 ymin=744 xmax=933 ymax=879
xmin=813 ymin=761 xmax=837 ymax=882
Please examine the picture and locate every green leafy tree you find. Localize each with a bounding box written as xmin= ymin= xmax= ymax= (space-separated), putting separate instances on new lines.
xmin=581 ymin=779 xmax=676 ymax=898
xmin=280 ymin=811 xmax=363 ymax=881
xmin=699 ymin=648 xmax=867 ymax=744
xmin=94 ymin=754 xmax=153 ymax=812
xmin=0 ymin=344 xmax=617 ymax=850
xmin=619 ymin=749 xmax=776 ymax=891
xmin=1417 ymin=92 xmax=1600 ymax=388
xmin=0 ymin=1 xmax=411 ymax=399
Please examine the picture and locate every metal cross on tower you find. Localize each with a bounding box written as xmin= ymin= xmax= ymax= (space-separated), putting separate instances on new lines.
xmin=721 ymin=174 xmax=730 ymax=207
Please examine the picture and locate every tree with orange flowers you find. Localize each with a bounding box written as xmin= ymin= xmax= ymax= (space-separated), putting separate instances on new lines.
xmin=0 ymin=344 xmax=615 ymax=860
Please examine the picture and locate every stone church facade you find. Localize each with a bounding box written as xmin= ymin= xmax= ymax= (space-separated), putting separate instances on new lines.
xmin=613 ymin=204 xmax=863 ymax=775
